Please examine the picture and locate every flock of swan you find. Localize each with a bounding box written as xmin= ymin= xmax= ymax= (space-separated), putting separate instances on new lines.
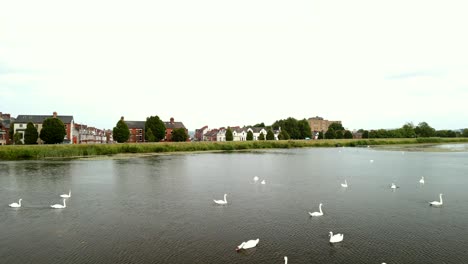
xmin=8 ymin=190 xmax=71 ymax=209
xmin=213 ymin=160 xmax=443 ymax=263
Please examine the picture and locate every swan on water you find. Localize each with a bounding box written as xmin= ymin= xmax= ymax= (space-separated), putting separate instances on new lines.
xmin=419 ymin=177 xmax=425 ymax=184
xmin=329 ymin=231 xmax=344 ymax=243
xmin=341 ymin=180 xmax=348 ymax=188
xmin=261 ymin=179 xmax=266 ymax=185
xmin=9 ymin=199 xmax=22 ymax=208
xmin=51 ymin=198 xmax=67 ymax=209
xmin=390 ymin=183 xmax=397 ymax=189
xmin=284 ymin=256 xmax=288 ymax=264
xmin=60 ymin=190 xmax=71 ymax=198
xmin=429 ymin=193 xmax=443 ymax=206
xmin=236 ymin=238 xmax=259 ymax=251
xmin=309 ymin=203 xmax=323 ymax=217
xmin=253 ymin=176 xmax=259 ymax=182
xmin=214 ymin=194 xmax=228 ymax=205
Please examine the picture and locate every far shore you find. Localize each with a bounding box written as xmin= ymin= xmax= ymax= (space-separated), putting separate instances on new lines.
xmin=1 ymin=137 xmax=468 ymax=160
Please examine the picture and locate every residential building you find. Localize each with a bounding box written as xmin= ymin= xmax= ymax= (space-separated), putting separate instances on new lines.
xmin=308 ymin=116 xmax=342 ymax=134
xmin=75 ymin=123 xmax=106 ymax=144
xmin=0 ymin=112 xmax=12 ymax=145
xmin=164 ymin=117 xmax=188 ymax=142
xmin=125 ymin=120 xmax=146 ymax=143
xmin=247 ymin=127 xmax=267 ymax=141
xmin=232 ymin=127 xmax=246 ymax=141
xmin=203 ymin=129 xmax=219 ymax=141
xmin=194 ymin=126 xmax=209 ymax=141
xmin=14 ymin=112 xmax=74 ymax=144
xmin=217 ymin=128 xmax=226 ymax=142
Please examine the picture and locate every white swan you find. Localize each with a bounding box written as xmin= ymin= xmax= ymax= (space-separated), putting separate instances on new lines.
xmin=253 ymin=176 xmax=259 ymax=182
xmin=329 ymin=231 xmax=344 ymax=243
xmin=236 ymin=238 xmax=259 ymax=251
xmin=390 ymin=183 xmax=398 ymax=189
xmin=214 ymin=194 xmax=227 ymax=205
xmin=9 ymin=199 xmax=22 ymax=208
xmin=51 ymin=198 xmax=66 ymax=209
xmin=429 ymin=193 xmax=443 ymax=206
xmin=419 ymin=177 xmax=425 ymax=184
xmin=309 ymin=203 xmax=323 ymax=217
xmin=261 ymin=179 xmax=266 ymax=185
xmin=284 ymin=256 xmax=288 ymax=264
xmin=341 ymin=180 xmax=348 ymax=188
xmin=60 ymin=190 xmax=71 ymax=198
xmin=370 ymin=159 xmax=374 ymax=163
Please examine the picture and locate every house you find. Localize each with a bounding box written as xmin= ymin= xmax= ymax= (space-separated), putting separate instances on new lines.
xmin=194 ymin=126 xmax=209 ymax=141
xmin=0 ymin=112 xmax=12 ymax=145
xmin=75 ymin=123 xmax=106 ymax=144
xmin=164 ymin=117 xmax=188 ymax=142
xmin=232 ymin=127 xmax=246 ymax=141
xmin=247 ymin=127 xmax=267 ymax=140
xmin=124 ymin=119 xmax=146 ymax=143
xmin=14 ymin=112 xmax=74 ymax=144
xmin=216 ymin=128 xmax=226 ymax=142
xmin=203 ymin=129 xmax=219 ymax=141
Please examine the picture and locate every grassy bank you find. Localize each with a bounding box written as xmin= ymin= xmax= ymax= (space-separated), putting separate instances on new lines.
xmin=1 ymin=137 xmax=468 ymax=160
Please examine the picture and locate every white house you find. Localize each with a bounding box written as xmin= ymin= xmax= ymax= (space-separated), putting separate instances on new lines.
xmin=14 ymin=112 xmax=75 ymax=144
xmin=232 ymin=127 xmax=247 ymax=141
xmin=247 ymin=127 xmax=267 ymax=140
xmin=216 ymin=128 xmax=226 ymax=142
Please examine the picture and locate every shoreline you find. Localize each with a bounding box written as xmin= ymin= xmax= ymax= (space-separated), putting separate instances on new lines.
xmin=1 ymin=138 xmax=468 ymax=160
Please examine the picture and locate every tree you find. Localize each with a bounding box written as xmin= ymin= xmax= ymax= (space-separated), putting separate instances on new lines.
xmin=328 ymin=122 xmax=344 ymax=131
xmin=40 ymin=117 xmax=66 ymax=144
xmin=113 ymin=117 xmax=130 ymax=143
xmin=401 ymin=122 xmax=416 ymax=138
xmin=335 ymin=130 xmax=344 ymax=139
xmin=13 ymin=133 xmax=23 ymax=145
xmin=344 ymin=130 xmax=353 ymax=139
xmin=246 ymin=130 xmax=253 ymax=141
xmin=278 ymin=130 xmax=290 ymax=140
xmin=318 ymin=131 xmax=324 ymax=139
xmin=362 ymin=130 xmax=369 ymax=138
xmin=272 ymin=117 xmax=312 ymax=139
xmin=9 ymin=122 xmax=14 ymax=140
xmin=325 ymin=128 xmax=336 ymax=139
xmin=266 ymin=129 xmax=275 ymax=140
xmin=226 ymin=127 xmax=233 ymax=141
xmin=462 ymin=129 xmax=468 ymax=137
xmin=415 ymin=122 xmax=435 ymax=137
xmin=145 ymin=116 xmax=166 ymax=142
xmin=253 ymin=122 xmax=265 ymax=127
xmin=24 ymin=122 xmax=39 ymax=144
xmin=171 ymin=128 xmax=188 ymax=142
xmin=146 ymin=128 xmax=156 ymax=142
xmin=258 ymin=132 xmax=265 ymax=140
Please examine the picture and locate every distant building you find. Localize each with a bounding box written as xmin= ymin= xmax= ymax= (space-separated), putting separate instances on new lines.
xmin=164 ymin=117 xmax=188 ymax=142
xmin=308 ymin=116 xmax=341 ymax=134
xmin=194 ymin=126 xmax=209 ymax=141
xmin=124 ymin=119 xmax=146 ymax=143
xmin=203 ymin=129 xmax=219 ymax=141
xmin=14 ymin=112 xmax=74 ymax=144
xmin=0 ymin=112 xmax=12 ymax=145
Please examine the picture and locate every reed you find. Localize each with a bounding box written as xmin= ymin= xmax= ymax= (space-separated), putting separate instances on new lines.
xmin=1 ymin=138 xmax=468 ymax=160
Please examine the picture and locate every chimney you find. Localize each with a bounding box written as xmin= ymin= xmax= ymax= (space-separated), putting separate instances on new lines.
xmin=121 ymin=116 xmax=124 ymax=121
xmin=170 ymin=117 xmax=174 ymax=124
xmin=53 ymin=111 xmax=57 ymax=118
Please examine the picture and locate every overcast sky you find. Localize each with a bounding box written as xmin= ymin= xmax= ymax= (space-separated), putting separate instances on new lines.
xmin=1 ymin=0 xmax=467 ymax=131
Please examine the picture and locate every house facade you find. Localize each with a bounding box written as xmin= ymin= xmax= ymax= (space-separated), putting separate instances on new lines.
xmin=14 ymin=112 xmax=74 ymax=144
xmin=232 ymin=127 xmax=247 ymax=141
xmin=0 ymin=112 xmax=12 ymax=145
xmin=216 ymin=128 xmax=226 ymax=142
xmin=203 ymin=129 xmax=218 ymax=141
xmin=164 ymin=117 xmax=188 ymax=142
xmin=125 ymin=120 xmax=146 ymax=143
xmin=194 ymin=126 xmax=208 ymax=141
xmin=247 ymin=127 xmax=267 ymax=140
xmin=308 ymin=116 xmax=341 ymax=134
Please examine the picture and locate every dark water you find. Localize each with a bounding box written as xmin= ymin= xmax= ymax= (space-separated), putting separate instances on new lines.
xmin=1 ymin=148 xmax=468 ymax=264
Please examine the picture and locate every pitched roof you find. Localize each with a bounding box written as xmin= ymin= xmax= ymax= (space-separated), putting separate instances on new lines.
xmin=16 ymin=115 xmax=74 ymax=124
xmin=125 ymin=121 xmax=145 ymax=129
xmin=164 ymin=121 xmax=186 ymax=129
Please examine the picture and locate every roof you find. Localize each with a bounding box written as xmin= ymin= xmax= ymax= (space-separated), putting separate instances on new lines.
xmin=125 ymin=121 xmax=146 ymax=129
xmin=16 ymin=115 xmax=74 ymax=124
xmin=247 ymin=127 xmax=265 ymax=133
xmin=164 ymin=121 xmax=186 ymax=129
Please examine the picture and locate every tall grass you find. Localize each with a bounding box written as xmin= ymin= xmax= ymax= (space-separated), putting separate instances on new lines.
xmin=1 ymin=138 xmax=468 ymax=160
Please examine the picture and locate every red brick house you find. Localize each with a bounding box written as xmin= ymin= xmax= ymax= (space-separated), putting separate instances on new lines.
xmin=164 ymin=117 xmax=188 ymax=141
xmin=124 ymin=119 xmax=146 ymax=143
xmin=0 ymin=112 xmax=11 ymax=145
xmin=194 ymin=125 xmax=208 ymax=141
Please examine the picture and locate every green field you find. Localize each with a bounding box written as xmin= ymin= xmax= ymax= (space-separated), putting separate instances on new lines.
xmin=1 ymin=138 xmax=468 ymax=160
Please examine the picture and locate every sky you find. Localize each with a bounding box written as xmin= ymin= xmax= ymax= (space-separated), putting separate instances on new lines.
xmin=1 ymin=0 xmax=468 ymax=131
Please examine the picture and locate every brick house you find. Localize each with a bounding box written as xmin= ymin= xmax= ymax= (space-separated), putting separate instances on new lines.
xmin=0 ymin=112 xmax=12 ymax=145
xmin=124 ymin=119 xmax=146 ymax=143
xmin=194 ymin=126 xmax=208 ymax=141
xmin=14 ymin=112 xmax=74 ymax=144
xmin=203 ymin=129 xmax=219 ymax=141
xmin=164 ymin=117 xmax=188 ymax=141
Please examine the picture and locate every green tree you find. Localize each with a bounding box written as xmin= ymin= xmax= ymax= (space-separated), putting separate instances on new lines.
xmin=9 ymin=122 xmax=14 ymax=140
xmin=40 ymin=117 xmax=66 ymax=144
xmin=266 ymin=129 xmax=274 ymax=140
xmin=171 ymin=128 xmax=188 ymax=142
xmin=145 ymin=116 xmax=166 ymax=142
xmin=318 ymin=131 xmax=324 ymax=139
xmin=278 ymin=130 xmax=290 ymax=140
xmin=272 ymin=117 xmax=312 ymax=139
xmin=146 ymin=128 xmax=156 ymax=142
xmin=462 ymin=129 xmax=468 ymax=137
xmin=253 ymin=122 xmax=265 ymax=127
xmin=246 ymin=130 xmax=254 ymax=141
xmin=344 ymin=130 xmax=353 ymax=139
xmin=258 ymin=132 xmax=265 ymax=140
xmin=325 ymin=128 xmax=336 ymax=139
xmin=335 ymin=130 xmax=344 ymax=139
xmin=24 ymin=122 xmax=39 ymax=144
xmin=13 ymin=133 xmax=23 ymax=145
xmin=225 ymin=128 xmax=233 ymax=141
xmin=113 ymin=117 xmax=130 ymax=143
xmin=415 ymin=122 xmax=435 ymax=137
xmin=401 ymin=122 xmax=416 ymax=138
xmin=361 ymin=130 xmax=369 ymax=138
xmin=328 ymin=122 xmax=344 ymax=131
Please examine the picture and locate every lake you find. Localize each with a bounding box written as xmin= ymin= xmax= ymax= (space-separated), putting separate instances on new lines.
xmin=1 ymin=147 xmax=468 ymax=264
